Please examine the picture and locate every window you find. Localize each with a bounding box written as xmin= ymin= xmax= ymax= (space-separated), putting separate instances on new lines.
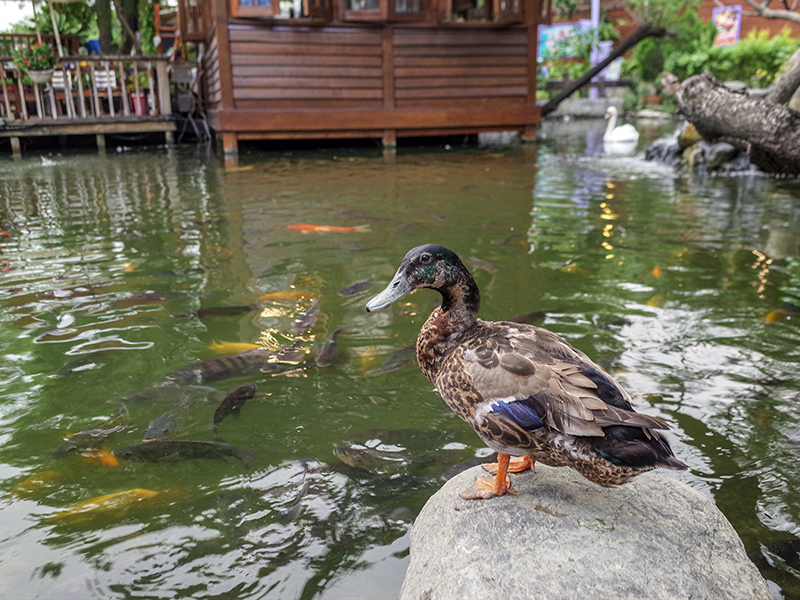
xmin=231 ymin=0 xmax=276 ymax=18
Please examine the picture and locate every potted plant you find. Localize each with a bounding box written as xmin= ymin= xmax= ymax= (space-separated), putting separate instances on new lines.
xmin=12 ymin=41 xmax=58 ymax=85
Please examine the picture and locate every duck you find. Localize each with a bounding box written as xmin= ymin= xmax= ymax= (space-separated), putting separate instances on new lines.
xmin=365 ymin=244 xmax=686 ymax=499
xmin=603 ymin=106 xmax=639 ymax=144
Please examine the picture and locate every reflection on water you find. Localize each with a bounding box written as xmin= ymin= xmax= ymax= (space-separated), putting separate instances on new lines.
xmin=1 ymin=126 xmax=800 ymax=599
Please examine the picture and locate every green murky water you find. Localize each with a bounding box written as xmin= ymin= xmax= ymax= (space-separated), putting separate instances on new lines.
xmin=1 ymin=121 xmax=800 ymax=599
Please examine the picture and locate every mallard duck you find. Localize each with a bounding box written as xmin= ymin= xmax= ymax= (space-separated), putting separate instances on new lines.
xmin=604 ymin=106 xmax=639 ymax=143
xmin=365 ymin=244 xmax=686 ymax=499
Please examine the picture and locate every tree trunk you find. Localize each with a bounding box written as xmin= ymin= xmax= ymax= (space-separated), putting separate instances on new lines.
xmin=96 ymin=0 xmax=113 ymax=54
xmin=540 ymin=24 xmax=668 ymax=117
xmin=669 ymin=71 xmax=800 ymax=175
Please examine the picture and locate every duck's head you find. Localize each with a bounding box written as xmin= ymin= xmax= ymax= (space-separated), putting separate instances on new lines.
xmin=366 ymin=244 xmax=474 ymax=312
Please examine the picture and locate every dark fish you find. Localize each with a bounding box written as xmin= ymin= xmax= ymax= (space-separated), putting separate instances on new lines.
xmin=55 ymin=356 xmax=103 ymax=376
xmin=213 ymin=384 xmax=257 ymax=435
xmin=337 ymin=278 xmax=374 ymax=297
xmin=440 ymin=454 xmax=498 ymax=481
xmin=290 ymin=298 xmax=320 ymax=333
xmin=144 ymin=402 xmax=193 ymax=441
xmin=508 ymin=310 xmax=547 ymax=325
xmin=172 ymin=304 xmax=259 ymax=318
xmin=115 ymin=385 xmax=224 ymax=407
xmin=160 ymin=340 xmax=306 ymax=385
xmin=465 ymin=256 xmax=499 ymax=273
xmin=333 ymin=445 xmax=417 ymax=474
xmin=53 ymin=410 xmax=130 ymax=458
xmin=379 ymin=344 xmax=417 ymax=372
xmin=315 ymin=325 xmax=353 ymax=367
xmin=113 ymin=440 xmax=255 ymax=463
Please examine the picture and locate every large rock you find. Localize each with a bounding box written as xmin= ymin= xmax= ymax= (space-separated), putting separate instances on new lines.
xmin=400 ymin=464 xmax=771 ymax=600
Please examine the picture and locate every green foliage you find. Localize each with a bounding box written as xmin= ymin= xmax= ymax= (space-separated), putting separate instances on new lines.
xmin=667 ymin=28 xmax=800 ymax=87
xmin=138 ymin=0 xmax=157 ymax=54
xmin=626 ymin=0 xmax=702 ymax=29
xmin=628 ymin=11 xmax=716 ymax=83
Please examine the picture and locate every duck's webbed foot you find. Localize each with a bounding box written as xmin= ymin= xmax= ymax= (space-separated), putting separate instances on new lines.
xmin=459 ymin=453 xmax=516 ymax=500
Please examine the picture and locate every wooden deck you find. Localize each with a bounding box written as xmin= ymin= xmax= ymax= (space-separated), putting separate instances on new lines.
xmin=201 ymin=0 xmax=550 ymax=160
xmin=1 ymin=47 xmax=175 ymax=156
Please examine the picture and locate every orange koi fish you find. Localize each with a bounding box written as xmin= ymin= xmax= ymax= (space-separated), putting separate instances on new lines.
xmin=288 ymin=224 xmax=370 ymax=233
xmin=46 ymin=488 xmax=166 ymax=523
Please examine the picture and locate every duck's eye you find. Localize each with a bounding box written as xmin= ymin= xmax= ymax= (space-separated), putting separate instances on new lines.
xmin=419 ymin=253 xmax=432 ymax=265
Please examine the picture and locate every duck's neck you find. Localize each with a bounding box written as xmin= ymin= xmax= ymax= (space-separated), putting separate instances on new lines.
xmin=417 ymin=273 xmax=480 ymax=378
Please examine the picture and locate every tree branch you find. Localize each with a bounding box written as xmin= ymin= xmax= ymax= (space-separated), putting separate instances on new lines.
xmin=540 ymin=24 xmax=668 ymax=117
xmin=741 ymin=0 xmax=800 ymax=24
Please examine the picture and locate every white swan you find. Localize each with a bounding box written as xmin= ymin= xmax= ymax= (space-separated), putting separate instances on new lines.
xmin=603 ymin=106 xmax=639 ymax=143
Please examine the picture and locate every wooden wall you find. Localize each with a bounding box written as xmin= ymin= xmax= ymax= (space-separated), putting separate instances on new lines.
xmin=206 ymin=20 xmax=539 ymax=146
xmin=228 ymin=26 xmax=385 ymax=110
xmin=393 ymin=29 xmax=530 ymax=108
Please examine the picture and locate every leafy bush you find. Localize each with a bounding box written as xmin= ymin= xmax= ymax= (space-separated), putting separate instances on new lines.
xmin=667 ymin=28 xmax=800 ymax=87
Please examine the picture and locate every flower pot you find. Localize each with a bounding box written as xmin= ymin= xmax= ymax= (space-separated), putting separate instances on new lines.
xmin=27 ymin=68 xmax=54 ymax=85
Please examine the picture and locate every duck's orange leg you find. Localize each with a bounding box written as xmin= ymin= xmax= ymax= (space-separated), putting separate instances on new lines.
xmin=482 ymin=455 xmax=535 ymax=475
xmin=460 ymin=453 xmax=514 ymax=500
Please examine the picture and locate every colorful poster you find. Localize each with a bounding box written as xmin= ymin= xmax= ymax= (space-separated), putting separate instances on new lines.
xmin=712 ymin=5 xmax=742 ymax=47
xmin=538 ymin=23 xmax=582 ymax=58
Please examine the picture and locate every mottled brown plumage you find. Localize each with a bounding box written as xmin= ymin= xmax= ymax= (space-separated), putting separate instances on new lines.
xmin=366 ymin=244 xmax=687 ymax=497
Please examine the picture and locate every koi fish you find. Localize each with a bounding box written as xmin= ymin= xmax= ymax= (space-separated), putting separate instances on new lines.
xmin=53 ymin=410 xmax=130 ymax=458
xmin=315 ymin=325 xmax=354 ymax=367
xmin=651 ymin=265 xmax=662 ymax=278
xmin=290 ymin=298 xmax=320 ymax=333
xmin=259 ymin=291 xmax=316 ymax=302
xmin=144 ymin=403 xmax=195 ymax=441
xmin=46 ymin=488 xmax=166 ymax=523
xmin=113 ymin=440 xmax=255 ymax=463
xmin=76 ymin=449 xmax=120 ymax=467
xmin=159 ymin=340 xmax=306 ymax=385
xmin=213 ymin=384 xmax=257 ymax=437
xmin=10 ymin=471 xmax=63 ymax=497
xmin=209 ymin=340 xmax=262 ymax=354
xmin=337 ymin=278 xmax=374 ymax=297
xmin=287 ymin=224 xmax=370 ymax=233
xmin=172 ymin=304 xmax=259 ymax=319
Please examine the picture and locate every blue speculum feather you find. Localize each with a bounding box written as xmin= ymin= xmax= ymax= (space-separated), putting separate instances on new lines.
xmin=490 ymin=400 xmax=544 ymax=430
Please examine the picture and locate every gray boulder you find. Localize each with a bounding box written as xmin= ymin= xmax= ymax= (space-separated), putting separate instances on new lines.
xmin=400 ymin=464 xmax=771 ymax=600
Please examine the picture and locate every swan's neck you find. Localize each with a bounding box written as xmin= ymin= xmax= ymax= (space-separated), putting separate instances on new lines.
xmin=605 ymin=112 xmax=618 ymax=136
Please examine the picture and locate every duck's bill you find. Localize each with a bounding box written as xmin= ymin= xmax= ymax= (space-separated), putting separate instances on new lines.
xmin=365 ymin=275 xmax=412 ymax=312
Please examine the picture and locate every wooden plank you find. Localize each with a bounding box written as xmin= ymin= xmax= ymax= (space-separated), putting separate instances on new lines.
xmin=394 ymin=56 xmax=526 ymax=68
xmin=236 ymin=99 xmax=383 ymax=109
xmin=238 ymin=129 xmax=385 ymax=140
xmin=232 ymin=64 xmax=383 ymax=78
xmin=395 ymin=86 xmax=527 ymax=99
xmin=394 ymin=45 xmax=527 ymax=56
xmin=392 ymin=29 xmax=527 ymax=45
xmin=233 ymin=77 xmax=381 ymax=88
xmin=395 ymin=97 xmax=526 ymax=108
xmin=231 ymin=53 xmax=382 ymax=67
xmin=0 ymin=120 xmax=175 ymax=138
xmin=229 ymin=41 xmax=381 ymax=56
xmin=396 ymin=76 xmax=528 ymax=88
xmin=233 ymin=87 xmax=383 ymax=100
xmin=215 ymin=105 xmax=540 ymax=131
xmin=228 ymin=26 xmax=381 ymax=46
xmin=395 ymin=65 xmax=526 ymax=77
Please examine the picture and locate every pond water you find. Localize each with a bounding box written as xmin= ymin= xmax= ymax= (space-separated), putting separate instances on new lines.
xmin=1 ymin=120 xmax=800 ymax=599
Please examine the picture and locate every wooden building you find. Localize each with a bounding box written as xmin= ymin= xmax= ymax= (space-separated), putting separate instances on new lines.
xmin=192 ymin=0 xmax=552 ymax=157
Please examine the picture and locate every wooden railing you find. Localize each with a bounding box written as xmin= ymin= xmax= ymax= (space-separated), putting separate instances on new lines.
xmin=0 ymin=55 xmax=172 ymax=123
xmin=0 ymin=33 xmax=82 ymax=56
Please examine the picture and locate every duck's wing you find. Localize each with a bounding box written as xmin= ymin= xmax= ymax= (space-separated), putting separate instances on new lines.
xmin=456 ymin=322 xmax=668 ymax=438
